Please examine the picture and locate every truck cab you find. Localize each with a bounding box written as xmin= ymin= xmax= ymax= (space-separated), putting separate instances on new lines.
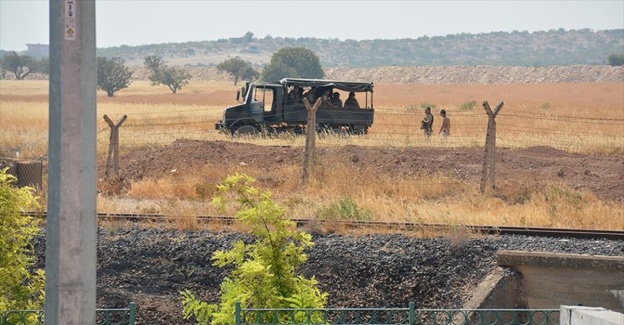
xmin=216 ymin=78 xmax=374 ymax=135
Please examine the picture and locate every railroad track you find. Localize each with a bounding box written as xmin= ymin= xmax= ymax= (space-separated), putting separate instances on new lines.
xmin=26 ymin=212 xmax=624 ymax=241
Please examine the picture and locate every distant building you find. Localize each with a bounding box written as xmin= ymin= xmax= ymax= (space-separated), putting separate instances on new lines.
xmin=26 ymin=43 xmax=49 ymax=57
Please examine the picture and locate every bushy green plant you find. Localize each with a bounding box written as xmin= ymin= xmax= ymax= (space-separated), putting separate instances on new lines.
xmin=607 ymin=53 xmax=624 ymax=66
xmin=96 ymin=57 xmax=133 ymax=97
xmin=181 ymin=174 xmax=327 ymax=325
xmin=316 ymin=197 xmax=373 ymax=221
xmin=216 ymin=57 xmax=258 ymax=85
xmin=459 ymin=100 xmax=477 ymax=111
xmin=144 ymin=55 xmax=191 ymax=94
xmin=261 ymin=47 xmax=324 ymax=81
xmin=540 ymin=184 xmax=586 ymax=210
xmin=0 ymin=51 xmax=39 ymax=80
xmin=0 ymin=168 xmax=45 ymax=311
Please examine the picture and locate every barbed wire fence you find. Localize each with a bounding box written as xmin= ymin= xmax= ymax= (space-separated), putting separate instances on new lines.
xmin=99 ymin=107 xmax=623 ymax=152
xmin=2 ymin=104 xmax=623 ymax=188
xmin=5 ymin=108 xmax=624 ymax=152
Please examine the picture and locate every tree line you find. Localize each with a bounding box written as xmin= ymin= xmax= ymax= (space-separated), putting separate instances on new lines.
xmin=95 ymin=29 xmax=624 ymax=67
xmin=0 ymin=47 xmax=325 ymax=97
xmin=1 ymin=46 xmax=622 ymax=97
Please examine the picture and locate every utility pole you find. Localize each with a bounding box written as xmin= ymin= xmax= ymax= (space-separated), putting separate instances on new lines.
xmin=45 ymin=1 xmax=97 ymax=324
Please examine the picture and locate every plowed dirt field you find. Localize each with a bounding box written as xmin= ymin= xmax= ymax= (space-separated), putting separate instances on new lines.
xmin=104 ymin=140 xmax=624 ymax=202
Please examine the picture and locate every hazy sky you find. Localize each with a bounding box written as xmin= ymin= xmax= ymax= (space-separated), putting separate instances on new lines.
xmin=1 ymin=0 xmax=623 ymax=51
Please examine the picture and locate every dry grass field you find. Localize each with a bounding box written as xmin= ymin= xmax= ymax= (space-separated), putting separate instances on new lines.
xmin=1 ymin=79 xmax=623 ymax=231
xmin=2 ymin=80 xmax=622 ymax=156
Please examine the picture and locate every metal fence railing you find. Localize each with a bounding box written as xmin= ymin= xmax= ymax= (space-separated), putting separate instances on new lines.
xmin=235 ymin=302 xmax=560 ymax=325
xmin=0 ymin=303 xmax=136 ymax=325
xmin=0 ymin=158 xmax=44 ymax=189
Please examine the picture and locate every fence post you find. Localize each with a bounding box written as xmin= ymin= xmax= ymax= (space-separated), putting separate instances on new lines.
xmin=409 ymin=301 xmax=415 ymax=325
xmin=235 ymin=301 xmax=241 ymax=325
xmin=479 ymin=101 xmax=504 ymax=193
xmin=128 ymin=302 xmax=136 ymax=325
xmin=301 ymin=98 xmax=322 ymax=183
xmin=103 ymin=114 xmax=127 ymax=180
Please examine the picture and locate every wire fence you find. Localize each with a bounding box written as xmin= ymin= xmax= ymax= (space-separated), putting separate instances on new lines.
xmin=3 ymin=106 xmax=623 ymax=163
xmin=103 ymin=106 xmax=624 ymax=151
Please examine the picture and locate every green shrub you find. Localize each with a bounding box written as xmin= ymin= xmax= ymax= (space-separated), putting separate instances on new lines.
xmin=459 ymin=100 xmax=477 ymax=111
xmin=607 ymin=53 xmax=624 ymax=66
xmin=0 ymin=168 xmax=45 ymax=311
xmin=316 ymin=197 xmax=373 ymax=221
xmin=540 ymin=184 xmax=586 ymax=209
xmin=181 ymin=174 xmax=327 ymax=325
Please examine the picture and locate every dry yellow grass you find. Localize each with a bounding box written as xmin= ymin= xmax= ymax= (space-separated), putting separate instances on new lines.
xmin=2 ymin=80 xmax=622 ymax=157
xmin=121 ymin=161 xmax=624 ymax=231
xmin=1 ymin=79 xmax=623 ymax=231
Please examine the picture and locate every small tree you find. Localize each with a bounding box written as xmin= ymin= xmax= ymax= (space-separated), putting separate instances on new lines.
xmin=155 ymin=66 xmax=191 ymax=94
xmin=143 ymin=55 xmax=191 ymax=94
xmin=97 ymin=57 xmax=133 ymax=97
xmin=261 ymin=47 xmax=324 ymax=82
xmin=143 ymin=55 xmax=163 ymax=72
xmin=0 ymin=51 xmax=38 ymax=80
xmin=240 ymin=66 xmax=259 ymax=84
xmin=607 ymin=53 xmax=624 ymax=66
xmin=181 ymin=174 xmax=327 ymax=325
xmin=217 ymin=57 xmax=256 ymax=85
xmin=0 ymin=168 xmax=45 ymax=311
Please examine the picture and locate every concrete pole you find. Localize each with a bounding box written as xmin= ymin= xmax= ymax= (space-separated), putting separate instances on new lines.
xmin=45 ymin=1 xmax=97 ymax=324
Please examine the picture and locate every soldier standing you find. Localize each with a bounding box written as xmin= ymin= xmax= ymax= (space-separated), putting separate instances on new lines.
xmin=438 ymin=109 xmax=451 ymax=137
xmin=421 ymin=107 xmax=434 ymax=137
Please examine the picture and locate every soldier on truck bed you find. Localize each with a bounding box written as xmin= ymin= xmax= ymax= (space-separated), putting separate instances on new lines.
xmin=344 ymin=92 xmax=360 ymax=109
xmin=331 ymin=92 xmax=343 ymax=109
xmin=302 ymin=87 xmax=317 ymax=103
xmin=287 ymin=86 xmax=303 ymax=105
xmin=320 ymin=89 xmax=338 ymax=109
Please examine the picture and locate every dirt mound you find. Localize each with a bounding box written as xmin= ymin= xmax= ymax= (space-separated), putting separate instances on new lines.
xmin=103 ymin=140 xmax=624 ymax=202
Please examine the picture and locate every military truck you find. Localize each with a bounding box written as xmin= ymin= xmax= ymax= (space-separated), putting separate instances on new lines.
xmin=215 ymin=78 xmax=374 ymax=135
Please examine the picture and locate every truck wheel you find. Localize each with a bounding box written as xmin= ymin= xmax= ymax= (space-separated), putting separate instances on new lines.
xmin=234 ymin=125 xmax=259 ymax=136
xmin=350 ymin=125 xmax=367 ymax=135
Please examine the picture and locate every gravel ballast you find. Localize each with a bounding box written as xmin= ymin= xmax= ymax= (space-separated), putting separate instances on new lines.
xmin=33 ymin=227 xmax=624 ymax=325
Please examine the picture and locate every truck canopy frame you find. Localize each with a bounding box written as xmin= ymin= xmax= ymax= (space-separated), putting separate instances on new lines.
xmin=279 ymin=78 xmax=374 ymax=93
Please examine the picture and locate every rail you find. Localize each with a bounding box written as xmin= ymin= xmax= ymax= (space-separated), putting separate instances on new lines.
xmin=25 ymin=212 xmax=624 ymax=241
